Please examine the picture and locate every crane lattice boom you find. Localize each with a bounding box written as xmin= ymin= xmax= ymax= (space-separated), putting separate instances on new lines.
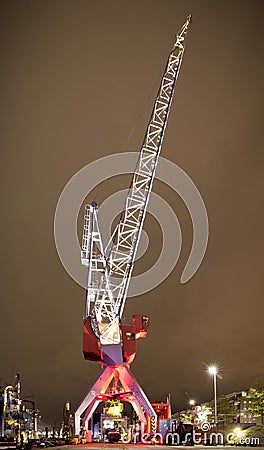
xmin=81 ymin=15 xmax=192 ymax=345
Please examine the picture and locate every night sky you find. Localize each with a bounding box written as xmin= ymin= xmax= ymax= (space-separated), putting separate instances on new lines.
xmin=1 ymin=0 xmax=263 ymax=426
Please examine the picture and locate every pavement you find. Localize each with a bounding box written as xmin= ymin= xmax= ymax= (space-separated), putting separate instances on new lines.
xmin=49 ymin=445 xmax=264 ymax=450
xmin=1 ymin=445 xmax=264 ymax=450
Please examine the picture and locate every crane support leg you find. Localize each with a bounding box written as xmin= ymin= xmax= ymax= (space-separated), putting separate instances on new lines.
xmin=74 ymin=365 xmax=114 ymax=435
xmin=74 ymin=364 xmax=157 ymax=438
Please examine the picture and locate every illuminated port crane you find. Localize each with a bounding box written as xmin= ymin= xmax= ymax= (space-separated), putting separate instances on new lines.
xmin=75 ymin=15 xmax=192 ymax=437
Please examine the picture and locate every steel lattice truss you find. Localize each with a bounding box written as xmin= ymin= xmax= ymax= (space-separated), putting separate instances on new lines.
xmin=82 ymin=203 xmax=114 ymax=325
xmin=81 ymin=16 xmax=192 ymax=345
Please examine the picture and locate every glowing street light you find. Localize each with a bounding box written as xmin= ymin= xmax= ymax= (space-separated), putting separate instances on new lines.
xmin=208 ymin=365 xmax=218 ymax=427
xmin=189 ymin=399 xmax=196 ymax=406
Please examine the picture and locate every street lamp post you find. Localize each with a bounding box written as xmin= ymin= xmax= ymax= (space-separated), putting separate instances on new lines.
xmin=208 ymin=366 xmax=218 ymax=428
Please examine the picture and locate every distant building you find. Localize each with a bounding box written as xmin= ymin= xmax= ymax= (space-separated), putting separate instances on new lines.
xmin=223 ymin=390 xmax=261 ymax=425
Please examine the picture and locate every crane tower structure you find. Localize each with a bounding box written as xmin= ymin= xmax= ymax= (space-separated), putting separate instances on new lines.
xmin=75 ymin=15 xmax=192 ymax=437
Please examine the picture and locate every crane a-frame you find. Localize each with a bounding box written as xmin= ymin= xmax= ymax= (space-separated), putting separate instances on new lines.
xmin=75 ymin=15 xmax=192 ymax=437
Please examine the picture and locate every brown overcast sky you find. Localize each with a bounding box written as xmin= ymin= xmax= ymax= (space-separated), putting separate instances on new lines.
xmin=0 ymin=0 xmax=263 ymax=426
